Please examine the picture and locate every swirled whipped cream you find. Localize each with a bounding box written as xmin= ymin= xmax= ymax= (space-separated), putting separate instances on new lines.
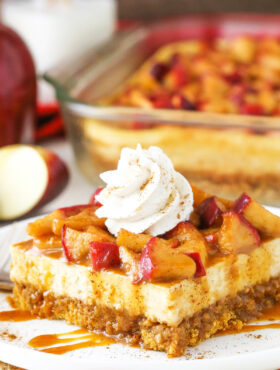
xmin=95 ymin=145 xmax=193 ymax=236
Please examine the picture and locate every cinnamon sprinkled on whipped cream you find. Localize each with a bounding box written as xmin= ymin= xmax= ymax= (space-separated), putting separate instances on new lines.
xmin=95 ymin=145 xmax=193 ymax=236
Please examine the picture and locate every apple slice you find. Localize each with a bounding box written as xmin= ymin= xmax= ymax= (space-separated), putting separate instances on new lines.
xmin=201 ymin=227 xmax=220 ymax=254
xmin=197 ymin=196 xmax=226 ymax=228
xmin=185 ymin=252 xmax=206 ymax=277
xmin=139 ymin=237 xmax=196 ymax=282
xmin=150 ymin=62 xmax=170 ymax=82
xmin=119 ymin=246 xmax=142 ymax=284
xmin=62 ymin=226 xmax=91 ymax=262
xmin=90 ymin=241 xmax=120 ymax=271
xmin=218 ymin=211 xmax=261 ymax=254
xmin=233 ymin=193 xmax=280 ymax=236
xmin=62 ymin=225 xmax=115 ymax=263
xmin=26 ymin=209 xmax=65 ymax=237
xmin=167 ymin=222 xmax=208 ymax=266
xmin=52 ymin=207 xmax=105 ymax=236
xmin=58 ymin=204 xmax=92 ymax=217
xmin=0 ymin=145 xmax=69 ymax=220
xmin=190 ymin=183 xmax=233 ymax=209
xmin=116 ymin=229 xmax=152 ymax=253
xmin=26 ymin=205 xmax=95 ymax=238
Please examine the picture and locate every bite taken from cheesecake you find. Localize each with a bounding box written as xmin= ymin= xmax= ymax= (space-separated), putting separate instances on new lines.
xmin=10 ymin=145 xmax=280 ymax=357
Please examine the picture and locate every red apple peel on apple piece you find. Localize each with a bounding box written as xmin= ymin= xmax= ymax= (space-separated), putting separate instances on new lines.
xmin=58 ymin=204 xmax=92 ymax=217
xmin=185 ymin=252 xmax=206 ymax=277
xmin=89 ymin=187 xmax=103 ymax=207
xmin=0 ymin=145 xmax=69 ymax=220
xmin=90 ymin=241 xmax=120 ymax=271
xmin=233 ymin=193 xmax=280 ymax=236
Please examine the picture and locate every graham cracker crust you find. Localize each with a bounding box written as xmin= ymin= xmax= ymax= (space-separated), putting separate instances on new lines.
xmin=12 ymin=276 xmax=280 ymax=356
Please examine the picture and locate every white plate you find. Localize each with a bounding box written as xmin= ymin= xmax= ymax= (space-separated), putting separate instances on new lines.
xmin=1 ymin=212 xmax=280 ymax=370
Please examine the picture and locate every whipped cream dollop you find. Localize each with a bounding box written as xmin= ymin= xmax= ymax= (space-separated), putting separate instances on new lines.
xmin=95 ymin=145 xmax=193 ymax=236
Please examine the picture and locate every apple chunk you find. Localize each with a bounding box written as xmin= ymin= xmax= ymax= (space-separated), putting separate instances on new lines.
xmin=139 ymin=237 xmax=196 ymax=282
xmin=0 ymin=145 xmax=69 ymax=220
xmin=52 ymin=206 xmax=106 ymax=236
xmin=218 ymin=211 xmax=261 ymax=254
xmin=62 ymin=225 xmax=115 ymax=263
xmin=190 ymin=183 xmax=233 ymax=209
xmin=185 ymin=252 xmax=206 ymax=277
xmin=62 ymin=226 xmax=92 ymax=262
xmin=197 ymin=196 xmax=226 ymax=227
xmin=166 ymin=221 xmax=208 ymax=265
xmin=90 ymin=241 xmax=120 ymax=271
xmin=119 ymin=246 xmax=141 ymax=283
xmin=116 ymin=229 xmax=152 ymax=253
xmin=233 ymin=193 xmax=280 ymax=236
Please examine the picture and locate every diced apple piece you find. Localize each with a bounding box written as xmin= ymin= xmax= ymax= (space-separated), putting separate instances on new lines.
xmin=189 ymin=210 xmax=200 ymax=227
xmin=139 ymin=237 xmax=196 ymax=282
xmin=233 ymin=193 xmax=280 ymax=237
xmin=26 ymin=209 xmax=64 ymax=237
xmin=190 ymin=183 xmax=233 ymax=209
xmin=191 ymin=183 xmax=212 ymax=208
xmin=62 ymin=224 xmax=115 ymax=262
xmin=201 ymin=227 xmax=220 ymax=254
xmin=0 ymin=145 xmax=69 ymax=220
xmin=185 ymin=252 xmax=206 ymax=277
xmin=241 ymin=103 xmax=264 ymax=116
xmin=150 ymin=62 xmax=170 ymax=82
xmin=90 ymin=241 xmax=120 ymax=271
xmin=52 ymin=207 xmax=105 ymax=236
xmin=167 ymin=222 xmax=208 ymax=265
xmin=58 ymin=204 xmax=92 ymax=217
xmin=119 ymin=246 xmax=141 ymax=283
xmin=89 ymin=187 xmax=103 ymax=207
xmin=117 ymin=229 xmax=152 ymax=252
xmin=197 ymin=196 xmax=226 ymax=227
xmin=86 ymin=225 xmax=115 ymax=243
xmin=218 ymin=211 xmax=261 ymax=254
xmin=62 ymin=226 xmax=94 ymax=262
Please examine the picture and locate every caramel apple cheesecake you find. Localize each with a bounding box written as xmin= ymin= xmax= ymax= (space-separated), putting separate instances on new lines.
xmin=82 ymin=36 xmax=280 ymax=205
xmin=10 ymin=145 xmax=280 ymax=356
xmin=108 ymin=37 xmax=280 ymax=115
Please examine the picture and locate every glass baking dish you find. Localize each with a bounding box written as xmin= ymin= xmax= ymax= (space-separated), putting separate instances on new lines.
xmin=44 ymin=14 xmax=280 ymax=206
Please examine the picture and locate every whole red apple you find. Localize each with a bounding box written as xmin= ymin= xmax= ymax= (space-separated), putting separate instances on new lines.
xmin=0 ymin=24 xmax=36 ymax=146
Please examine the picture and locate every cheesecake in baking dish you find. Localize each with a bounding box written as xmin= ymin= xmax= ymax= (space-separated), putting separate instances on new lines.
xmin=82 ymin=36 xmax=280 ymax=205
xmin=108 ymin=37 xmax=280 ymax=115
xmin=10 ymin=145 xmax=280 ymax=356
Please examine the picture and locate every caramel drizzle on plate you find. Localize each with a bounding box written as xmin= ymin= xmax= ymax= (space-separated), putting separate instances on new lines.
xmin=0 ymin=310 xmax=36 ymax=322
xmin=28 ymin=328 xmax=116 ymax=354
xmin=2 ymin=303 xmax=280 ymax=354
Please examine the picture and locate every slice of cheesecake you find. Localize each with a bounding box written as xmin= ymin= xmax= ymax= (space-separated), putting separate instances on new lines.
xmin=9 ymin=145 xmax=280 ymax=356
xmin=10 ymin=184 xmax=280 ymax=356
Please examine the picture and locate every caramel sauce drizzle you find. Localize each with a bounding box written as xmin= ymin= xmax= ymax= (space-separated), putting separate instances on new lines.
xmin=2 ymin=301 xmax=280 ymax=354
xmin=2 ymin=306 xmax=280 ymax=355
xmin=0 ymin=310 xmax=36 ymax=322
xmin=28 ymin=328 xmax=116 ymax=354
xmin=217 ymin=322 xmax=280 ymax=337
